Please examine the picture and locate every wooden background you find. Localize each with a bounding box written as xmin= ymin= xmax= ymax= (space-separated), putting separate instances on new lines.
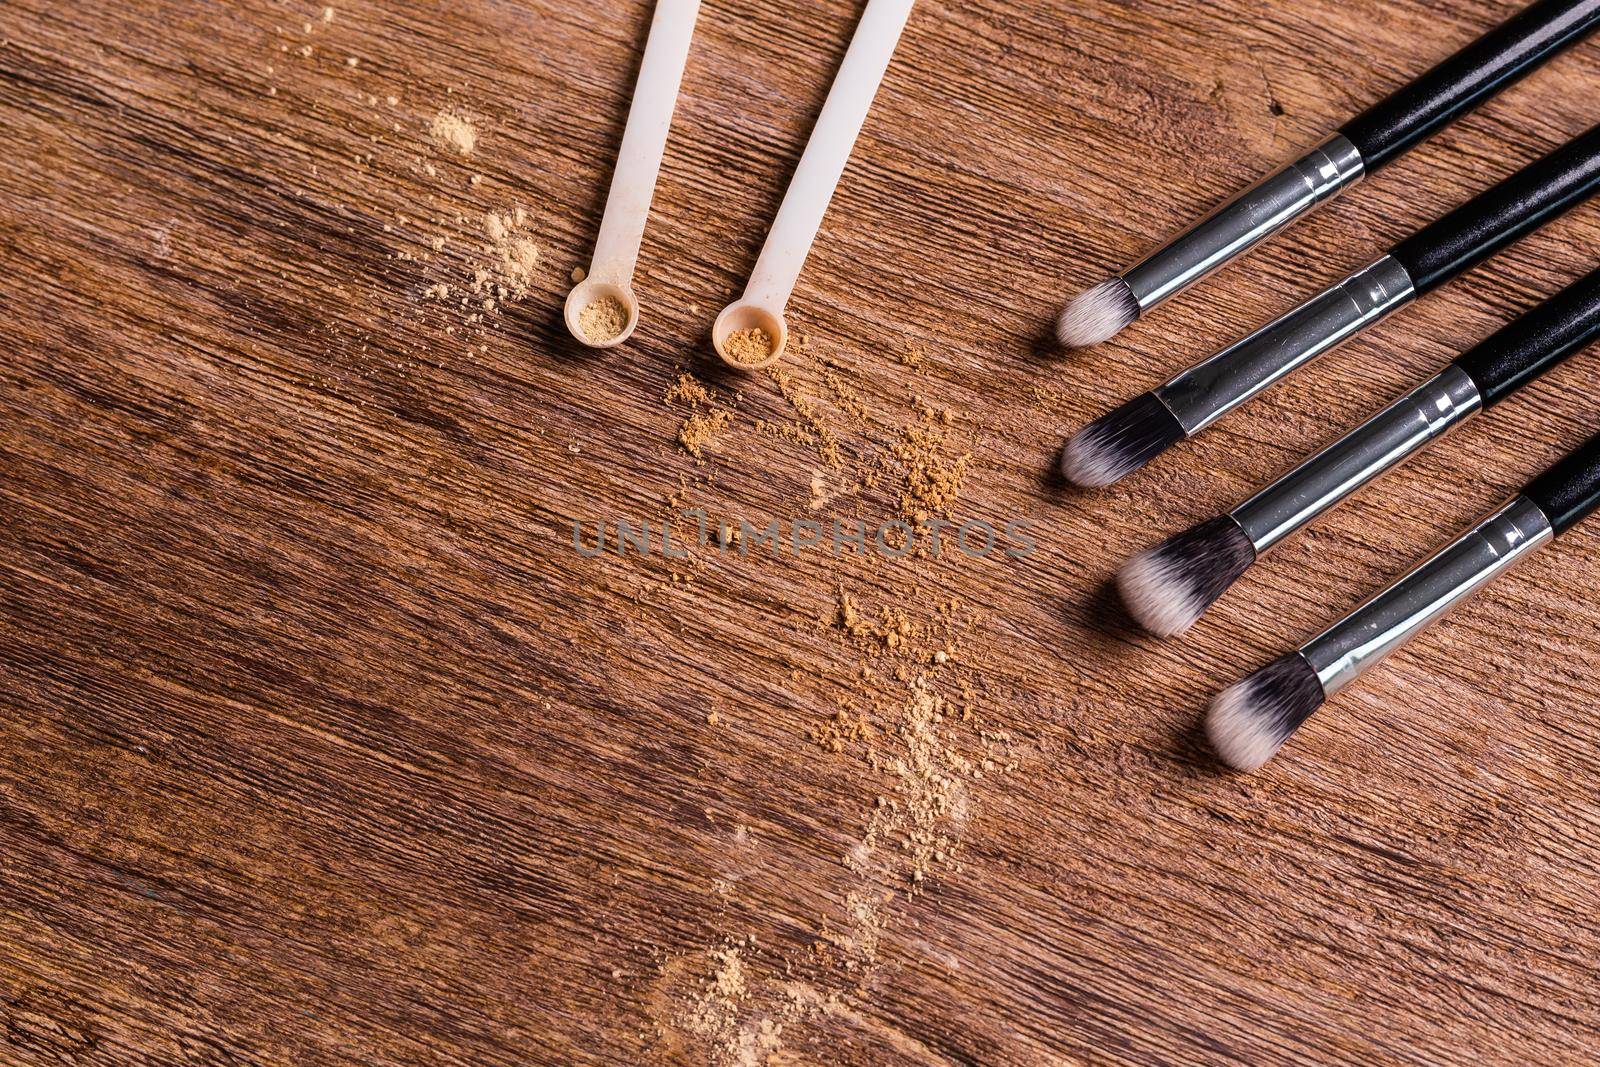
xmin=2 ymin=0 xmax=1599 ymax=1062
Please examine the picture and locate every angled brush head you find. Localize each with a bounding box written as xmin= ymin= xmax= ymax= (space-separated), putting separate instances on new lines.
xmin=1057 ymin=278 xmax=1139 ymax=348
xmin=1207 ymin=653 xmax=1325 ymax=772
xmin=1118 ymin=516 xmax=1256 ymax=637
xmin=1060 ymin=392 xmax=1185 ymax=488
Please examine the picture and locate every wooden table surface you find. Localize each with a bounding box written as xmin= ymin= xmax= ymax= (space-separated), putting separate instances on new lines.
xmin=4 ymin=0 xmax=1600 ymax=1062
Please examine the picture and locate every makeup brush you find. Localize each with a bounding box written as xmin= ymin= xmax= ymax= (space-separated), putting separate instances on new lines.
xmin=1061 ymin=121 xmax=1600 ymax=488
xmin=1121 ymin=262 xmax=1600 ymax=637
xmin=1207 ymin=426 xmax=1600 ymax=771
xmin=1057 ymin=0 xmax=1600 ymax=349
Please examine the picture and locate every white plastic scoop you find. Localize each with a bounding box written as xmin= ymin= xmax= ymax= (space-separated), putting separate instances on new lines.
xmin=565 ymin=0 xmax=701 ymax=348
xmin=712 ymin=0 xmax=916 ymax=370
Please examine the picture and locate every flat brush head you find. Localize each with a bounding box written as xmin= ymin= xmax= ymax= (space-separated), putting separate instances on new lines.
xmin=1207 ymin=653 xmax=1325 ymax=771
xmin=1060 ymin=392 xmax=1185 ymax=488
xmin=1058 ymin=278 xmax=1139 ymax=348
xmin=1118 ymin=517 xmax=1256 ymax=637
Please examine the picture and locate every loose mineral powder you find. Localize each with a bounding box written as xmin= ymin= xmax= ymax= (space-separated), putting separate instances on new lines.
xmin=430 ymin=110 xmax=477 ymax=155
xmin=723 ymin=327 xmax=773 ymax=366
xmin=579 ymin=296 xmax=628 ymax=343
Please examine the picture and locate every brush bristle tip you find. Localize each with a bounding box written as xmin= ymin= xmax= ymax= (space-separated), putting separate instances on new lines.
xmin=1206 ymin=654 xmax=1324 ymax=772
xmin=1059 ymin=392 xmax=1185 ymax=489
xmin=1118 ymin=518 xmax=1255 ymax=637
xmin=1057 ymin=279 xmax=1138 ymax=348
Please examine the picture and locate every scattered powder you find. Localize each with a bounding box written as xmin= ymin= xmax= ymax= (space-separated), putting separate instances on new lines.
xmin=571 ymin=266 xmax=587 ymax=284
xmin=835 ymin=891 xmax=887 ymax=970
xmin=768 ymin=368 xmax=841 ymax=468
xmin=678 ymin=410 xmax=730 ymax=458
xmin=808 ymin=469 xmax=833 ymax=510
xmin=836 ymin=591 xmax=873 ymax=642
xmin=891 ymin=399 xmax=970 ymax=524
xmin=503 ymin=238 xmax=539 ymax=282
xmin=821 ymin=367 xmax=871 ymax=423
xmin=834 ymin=590 xmax=921 ymax=654
xmin=322 ymin=5 xmax=335 ymax=21
xmin=678 ymin=945 xmax=745 ymax=1051
xmin=810 ymin=709 xmax=871 ymax=753
xmin=665 ymin=373 xmax=714 ymax=407
xmin=463 ymin=209 xmax=541 ymax=304
xmin=645 ymin=326 xmax=1019 ymax=1058
xmin=430 ymin=110 xmax=478 ymax=155
xmin=723 ymin=328 xmax=773 ymax=366
xmin=666 ymin=373 xmax=731 ymax=457
xmin=860 ymin=678 xmax=972 ymax=885
xmin=674 ymin=942 xmax=789 ymax=1066
xmin=578 ymin=296 xmax=628 ymax=344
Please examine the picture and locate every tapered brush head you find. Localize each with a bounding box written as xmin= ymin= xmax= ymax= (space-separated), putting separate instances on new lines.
xmin=1207 ymin=653 xmax=1325 ymax=771
xmin=1118 ymin=517 xmax=1256 ymax=637
xmin=1060 ymin=392 xmax=1185 ymax=487
xmin=1057 ymin=278 xmax=1140 ymax=348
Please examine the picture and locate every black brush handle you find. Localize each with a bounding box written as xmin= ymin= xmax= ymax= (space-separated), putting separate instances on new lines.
xmin=1389 ymin=123 xmax=1600 ymax=294
xmin=1341 ymin=0 xmax=1600 ymax=170
xmin=1526 ymin=429 xmax=1600 ymax=535
xmin=1455 ymin=263 xmax=1600 ymax=405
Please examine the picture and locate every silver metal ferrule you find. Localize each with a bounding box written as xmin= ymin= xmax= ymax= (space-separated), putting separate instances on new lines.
xmin=1232 ymin=365 xmax=1484 ymax=554
xmin=1301 ymin=495 xmax=1553 ymax=697
xmin=1155 ymin=254 xmax=1417 ymax=436
xmin=1122 ymin=134 xmax=1366 ymax=312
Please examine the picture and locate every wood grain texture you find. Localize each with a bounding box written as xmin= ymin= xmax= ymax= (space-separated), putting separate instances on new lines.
xmin=2 ymin=0 xmax=1600 ymax=1062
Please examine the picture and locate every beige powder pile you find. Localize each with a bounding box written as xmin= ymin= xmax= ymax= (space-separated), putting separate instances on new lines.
xmin=767 ymin=368 xmax=841 ymax=468
xmin=722 ymin=328 xmax=773 ymax=366
xmin=457 ymin=207 xmax=541 ymax=310
xmin=675 ymin=942 xmax=789 ymax=1066
xmin=429 ymin=110 xmax=477 ymax=155
xmin=892 ymin=399 xmax=970 ymax=524
xmin=678 ymin=410 xmax=730 ymax=458
xmin=664 ymin=373 xmax=713 ymax=407
xmin=578 ymin=296 xmax=628 ymax=343
xmin=664 ymin=373 xmax=732 ymax=458
xmin=810 ymin=709 xmax=871 ymax=753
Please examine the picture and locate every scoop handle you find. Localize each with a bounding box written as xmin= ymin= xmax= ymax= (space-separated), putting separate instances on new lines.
xmin=589 ymin=0 xmax=701 ymax=287
xmin=741 ymin=0 xmax=915 ymax=312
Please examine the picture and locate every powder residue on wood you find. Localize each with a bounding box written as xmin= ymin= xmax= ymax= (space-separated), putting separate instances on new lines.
xmin=665 ymin=373 xmax=713 ymax=407
xmin=851 ymin=678 xmax=976 ymax=887
xmin=483 ymin=209 xmax=539 ymax=290
xmin=429 ymin=110 xmax=478 ymax=155
xmin=647 ymin=331 xmax=1021 ymax=1062
xmin=673 ymin=941 xmax=787 ymax=1066
xmin=664 ymin=373 xmax=730 ymax=457
xmin=679 ymin=410 xmax=730 ymax=458
xmin=463 ymin=207 xmax=540 ymax=307
xmin=767 ymin=368 xmax=841 ymax=468
xmin=892 ymin=398 xmax=970 ymax=523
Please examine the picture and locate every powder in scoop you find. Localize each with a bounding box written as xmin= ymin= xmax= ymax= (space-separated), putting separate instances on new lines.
xmin=579 ymin=296 xmax=628 ymax=343
xmin=430 ymin=110 xmax=477 ymax=155
xmin=723 ymin=328 xmax=773 ymax=365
